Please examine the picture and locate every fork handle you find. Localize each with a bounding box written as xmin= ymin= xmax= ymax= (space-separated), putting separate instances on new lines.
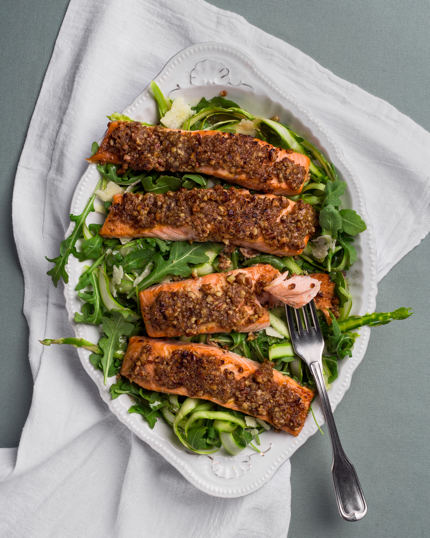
xmin=310 ymin=362 xmax=368 ymax=522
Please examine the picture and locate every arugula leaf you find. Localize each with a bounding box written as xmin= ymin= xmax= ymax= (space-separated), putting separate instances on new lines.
xmin=338 ymin=233 xmax=358 ymax=266
xmin=181 ymin=173 xmax=208 ymax=189
xmin=99 ymin=313 xmax=134 ymax=384
xmin=230 ymin=332 xmax=247 ymax=349
xmin=75 ymin=252 xmax=105 ymax=291
xmin=319 ymin=204 xmax=343 ymax=238
xmin=206 ymin=427 xmax=222 ymax=447
xmin=232 ymin=427 xmax=253 ymax=447
xmin=110 ymin=378 xmax=163 ymax=404
xmin=241 ymin=255 xmax=285 ymax=271
xmin=144 ymin=238 xmax=172 ymax=253
xmin=121 ymin=249 xmax=154 ymax=272
xmin=77 ymin=234 xmax=104 ymax=261
xmin=136 ymin=242 xmax=211 ymax=292
xmin=77 ymin=223 xmax=104 ymax=262
xmin=318 ymin=181 xmax=366 ymax=240
xmin=321 ymin=180 xmax=346 ymax=208
xmin=96 ymin=163 xmax=147 ymax=186
xmin=141 ymin=174 xmax=183 ymax=194
xmin=128 ymin=404 xmax=161 ymax=429
xmin=329 ymin=271 xmax=352 ymax=309
xmin=110 ymin=377 xmax=136 ymax=399
xmin=141 ymin=173 xmax=208 ymax=194
xmin=339 ymin=209 xmax=367 ymax=235
xmin=192 ymin=96 xmax=240 ymax=113
xmin=323 ymin=356 xmax=338 ymax=384
xmin=110 ymin=377 xmax=167 ymax=428
xmin=325 ymin=314 xmax=356 ymax=360
xmin=185 ymin=427 xmax=214 ymax=451
xmin=74 ymin=272 xmax=104 ymax=325
xmin=46 ymin=181 xmax=101 ymax=286
xmin=90 ymin=352 xmax=123 ymax=378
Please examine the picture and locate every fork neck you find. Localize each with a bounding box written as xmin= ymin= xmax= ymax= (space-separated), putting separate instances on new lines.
xmin=310 ymin=361 xmax=345 ymax=459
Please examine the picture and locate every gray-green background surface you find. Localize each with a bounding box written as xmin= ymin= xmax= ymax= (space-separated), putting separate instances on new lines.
xmin=1 ymin=1 xmax=429 ymax=536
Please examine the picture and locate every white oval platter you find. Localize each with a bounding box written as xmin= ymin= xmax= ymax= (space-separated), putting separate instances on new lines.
xmin=63 ymin=42 xmax=378 ymax=498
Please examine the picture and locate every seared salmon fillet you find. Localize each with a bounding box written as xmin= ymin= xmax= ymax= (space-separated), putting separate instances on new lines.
xmin=121 ymin=337 xmax=314 ymax=435
xmin=99 ymin=186 xmax=317 ymax=257
xmin=88 ymin=122 xmax=310 ymax=195
xmin=140 ymin=265 xmax=280 ymax=337
xmin=311 ymin=273 xmax=340 ymax=324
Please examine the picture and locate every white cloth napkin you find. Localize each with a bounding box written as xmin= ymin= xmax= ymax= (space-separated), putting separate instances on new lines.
xmin=1 ymin=0 xmax=430 ymax=536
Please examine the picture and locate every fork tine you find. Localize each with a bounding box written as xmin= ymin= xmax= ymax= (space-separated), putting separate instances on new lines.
xmin=303 ymin=304 xmax=313 ymax=329
xmin=295 ymin=307 xmax=304 ymax=333
xmin=285 ymin=305 xmax=296 ymax=333
xmin=309 ymin=299 xmax=319 ymax=327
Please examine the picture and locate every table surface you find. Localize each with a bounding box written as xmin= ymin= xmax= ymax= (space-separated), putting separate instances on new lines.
xmin=1 ymin=1 xmax=429 ymax=536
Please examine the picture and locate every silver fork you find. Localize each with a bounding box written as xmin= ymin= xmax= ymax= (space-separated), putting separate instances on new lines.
xmin=285 ymin=300 xmax=367 ymax=522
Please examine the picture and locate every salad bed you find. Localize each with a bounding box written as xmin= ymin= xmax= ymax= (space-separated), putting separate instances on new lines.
xmin=42 ymin=83 xmax=411 ymax=456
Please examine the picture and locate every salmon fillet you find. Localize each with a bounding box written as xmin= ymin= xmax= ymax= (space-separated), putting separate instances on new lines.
xmin=121 ymin=337 xmax=314 ymax=435
xmin=140 ymin=265 xmax=280 ymax=337
xmin=311 ymin=273 xmax=340 ymax=324
xmin=88 ymin=121 xmax=310 ymax=195
xmin=99 ymin=186 xmax=317 ymax=257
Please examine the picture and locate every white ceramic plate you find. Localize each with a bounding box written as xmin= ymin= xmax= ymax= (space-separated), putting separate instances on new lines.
xmin=63 ymin=42 xmax=378 ymax=498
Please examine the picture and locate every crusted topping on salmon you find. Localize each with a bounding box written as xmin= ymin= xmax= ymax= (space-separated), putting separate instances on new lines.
xmin=99 ymin=186 xmax=317 ymax=256
xmin=121 ymin=337 xmax=314 ymax=435
xmin=140 ymin=265 xmax=280 ymax=337
xmin=88 ymin=122 xmax=310 ymax=194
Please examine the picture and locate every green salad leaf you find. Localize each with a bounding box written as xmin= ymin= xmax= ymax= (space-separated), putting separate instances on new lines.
xmin=97 ymin=163 xmax=148 ymax=186
xmin=135 ymin=241 xmax=211 ymax=292
xmin=319 ymin=181 xmax=367 ymax=239
xmin=46 ymin=181 xmax=101 ymax=286
xmin=321 ymin=180 xmax=346 ymax=208
xmin=192 ymin=96 xmax=241 ymax=112
xmin=319 ymin=204 xmax=343 ymax=237
xmin=145 ymin=238 xmax=172 ymax=252
xmin=74 ymin=272 xmax=104 ymax=326
xmin=99 ymin=312 xmax=134 ymax=384
xmin=110 ymin=377 xmax=167 ymax=428
xmin=141 ymin=174 xmax=183 ymax=194
xmin=77 ymin=224 xmax=104 ymax=261
xmin=339 ymin=209 xmax=367 ymax=235
xmin=140 ymin=172 xmax=208 ymax=194
xmin=120 ymin=249 xmax=154 ymax=273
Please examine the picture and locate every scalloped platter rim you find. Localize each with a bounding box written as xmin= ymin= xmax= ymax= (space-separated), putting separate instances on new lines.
xmin=63 ymin=42 xmax=378 ymax=498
